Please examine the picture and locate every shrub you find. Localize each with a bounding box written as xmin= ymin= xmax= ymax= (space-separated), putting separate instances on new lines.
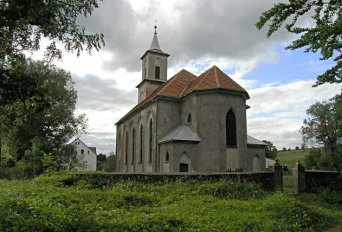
xmin=199 ymin=179 xmax=265 ymax=200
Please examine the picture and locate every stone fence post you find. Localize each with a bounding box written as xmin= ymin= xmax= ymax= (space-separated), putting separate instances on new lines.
xmin=274 ymin=160 xmax=283 ymax=192
xmin=293 ymin=161 xmax=305 ymax=194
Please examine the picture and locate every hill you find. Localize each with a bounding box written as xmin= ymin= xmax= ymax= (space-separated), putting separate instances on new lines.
xmin=276 ymin=149 xmax=309 ymax=170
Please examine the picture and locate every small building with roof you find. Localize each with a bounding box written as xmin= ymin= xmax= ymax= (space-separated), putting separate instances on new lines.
xmin=115 ymin=26 xmax=266 ymax=173
xmin=71 ymin=138 xmax=97 ymax=171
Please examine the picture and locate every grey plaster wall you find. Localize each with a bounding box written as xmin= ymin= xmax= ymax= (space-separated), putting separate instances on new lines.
xmin=247 ymin=146 xmax=266 ymax=171
xmin=172 ymin=143 xmax=198 ymax=172
xmin=156 ymin=100 xmax=181 ymax=172
xmin=116 ymin=103 xmax=157 ymax=173
xmin=142 ymin=53 xmax=168 ymax=81
xmin=138 ymin=81 xmax=163 ymax=103
xmin=191 ymin=91 xmax=248 ymax=172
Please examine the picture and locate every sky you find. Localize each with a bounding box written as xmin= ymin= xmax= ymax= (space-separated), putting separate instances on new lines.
xmin=31 ymin=0 xmax=340 ymax=154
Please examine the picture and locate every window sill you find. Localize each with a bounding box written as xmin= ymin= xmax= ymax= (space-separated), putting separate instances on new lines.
xmin=226 ymin=146 xmax=237 ymax=149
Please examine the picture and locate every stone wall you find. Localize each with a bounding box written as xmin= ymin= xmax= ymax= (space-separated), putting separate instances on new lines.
xmin=74 ymin=167 xmax=283 ymax=191
xmin=293 ymin=162 xmax=342 ymax=193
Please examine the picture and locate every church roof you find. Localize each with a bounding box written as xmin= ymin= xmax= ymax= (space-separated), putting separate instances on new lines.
xmin=247 ymin=135 xmax=267 ymax=147
xmin=116 ymin=66 xmax=249 ymax=124
xmin=184 ymin=65 xmax=248 ymax=96
xmin=159 ymin=124 xmax=201 ymax=144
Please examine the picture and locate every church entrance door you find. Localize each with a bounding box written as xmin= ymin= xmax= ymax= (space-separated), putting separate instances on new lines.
xmin=179 ymin=163 xmax=189 ymax=172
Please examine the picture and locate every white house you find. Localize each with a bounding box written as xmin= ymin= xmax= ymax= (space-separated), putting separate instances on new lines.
xmin=71 ymin=138 xmax=97 ymax=171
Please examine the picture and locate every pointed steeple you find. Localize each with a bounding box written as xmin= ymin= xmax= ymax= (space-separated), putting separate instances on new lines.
xmin=149 ymin=25 xmax=161 ymax=52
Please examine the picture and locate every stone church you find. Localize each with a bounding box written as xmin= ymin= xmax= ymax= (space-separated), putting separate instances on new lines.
xmin=115 ymin=27 xmax=267 ymax=173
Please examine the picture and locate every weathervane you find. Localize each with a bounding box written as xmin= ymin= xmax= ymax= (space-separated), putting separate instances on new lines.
xmin=154 ymin=19 xmax=157 ymax=34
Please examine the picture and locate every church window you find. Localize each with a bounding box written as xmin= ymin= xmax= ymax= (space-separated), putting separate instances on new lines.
xmin=81 ymin=149 xmax=84 ymax=154
xmin=187 ymin=113 xmax=192 ymax=123
xmin=125 ymin=132 xmax=128 ymax=165
xmin=149 ymin=119 xmax=153 ymax=163
xmin=132 ymin=128 xmax=135 ymax=165
xmin=226 ymin=109 xmax=237 ymax=147
xmin=165 ymin=152 xmax=169 ymax=162
xmin=155 ymin=66 xmax=160 ymax=79
xmin=139 ymin=125 xmax=143 ymax=164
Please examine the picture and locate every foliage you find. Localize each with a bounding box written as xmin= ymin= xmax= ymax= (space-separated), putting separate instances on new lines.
xmin=0 ymin=59 xmax=87 ymax=178
xmin=104 ymin=152 xmax=117 ymax=172
xmin=256 ymin=0 xmax=342 ymax=86
xmin=0 ymin=0 xmax=104 ymax=60
xmin=262 ymin=140 xmax=278 ymax=159
xmin=301 ymin=99 xmax=342 ymax=171
xmin=0 ymin=173 xmax=339 ymax=231
xmin=96 ymin=153 xmax=107 ymax=171
xmin=198 ymin=179 xmax=265 ymax=200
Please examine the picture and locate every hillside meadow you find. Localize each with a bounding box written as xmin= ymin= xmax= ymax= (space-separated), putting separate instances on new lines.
xmin=0 ymin=172 xmax=341 ymax=232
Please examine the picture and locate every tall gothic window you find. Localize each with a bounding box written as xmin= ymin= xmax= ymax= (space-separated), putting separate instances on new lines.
xmin=132 ymin=128 xmax=135 ymax=165
xmin=187 ymin=113 xmax=192 ymax=123
xmin=155 ymin=66 xmax=160 ymax=79
xmin=226 ymin=110 xmax=237 ymax=147
xmin=149 ymin=119 xmax=153 ymax=163
xmin=139 ymin=124 xmax=143 ymax=164
xmin=125 ymin=132 xmax=128 ymax=164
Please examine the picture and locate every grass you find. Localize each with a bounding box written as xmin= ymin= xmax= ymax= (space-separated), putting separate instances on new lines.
xmin=0 ymin=172 xmax=341 ymax=231
xmin=277 ymin=149 xmax=309 ymax=170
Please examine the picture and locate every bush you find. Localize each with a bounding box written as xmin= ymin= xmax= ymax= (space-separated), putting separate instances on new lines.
xmin=266 ymin=194 xmax=331 ymax=231
xmin=199 ymin=179 xmax=265 ymax=200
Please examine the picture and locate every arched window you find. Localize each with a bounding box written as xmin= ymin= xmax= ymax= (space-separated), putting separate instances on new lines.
xmin=139 ymin=124 xmax=143 ymax=164
xmin=125 ymin=132 xmax=128 ymax=165
xmin=155 ymin=66 xmax=160 ymax=79
xmin=165 ymin=152 xmax=169 ymax=162
xmin=226 ymin=109 xmax=237 ymax=147
xmin=149 ymin=119 xmax=153 ymax=163
xmin=132 ymin=128 xmax=135 ymax=165
xmin=116 ymin=132 xmax=120 ymax=159
xmin=187 ymin=113 xmax=192 ymax=123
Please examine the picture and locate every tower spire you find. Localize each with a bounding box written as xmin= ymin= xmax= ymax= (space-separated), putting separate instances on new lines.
xmin=149 ymin=25 xmax=161 ymax=51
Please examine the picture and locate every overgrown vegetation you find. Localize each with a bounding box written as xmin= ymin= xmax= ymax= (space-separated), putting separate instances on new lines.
xmin=0 ymin=1 xmax=104 ymax=179
xmin=0 ymin=172 xmax=340 ymax=231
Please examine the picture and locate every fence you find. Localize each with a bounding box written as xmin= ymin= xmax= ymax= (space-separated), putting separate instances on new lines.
xmin=293 ymin=161 xmax=342 ymax=193
xmin=76 ymin=163 xmax=283 ymax=191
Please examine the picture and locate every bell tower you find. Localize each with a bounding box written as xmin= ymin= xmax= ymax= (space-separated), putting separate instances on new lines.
xmin=137 ymin=25 xmax=169 ymax=103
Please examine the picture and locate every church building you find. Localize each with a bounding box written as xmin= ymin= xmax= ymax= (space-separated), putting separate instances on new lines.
xmin=115 ymin=26 xmax=267 ymax=173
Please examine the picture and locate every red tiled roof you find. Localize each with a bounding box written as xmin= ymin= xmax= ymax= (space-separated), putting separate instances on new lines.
xmin=89 ymin=147 xmax=97 ymax=154
xmin=116 ymin=66 xmax=249 ymax=124
xmin=184 ymin=65 xmax=248 ymax=95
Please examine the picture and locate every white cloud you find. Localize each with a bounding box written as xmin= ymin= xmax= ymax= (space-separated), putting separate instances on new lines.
xmin=27 ymin=0 xmax=339 ymax=156
xmin=247 ymin=80 xmax=340 ymax=149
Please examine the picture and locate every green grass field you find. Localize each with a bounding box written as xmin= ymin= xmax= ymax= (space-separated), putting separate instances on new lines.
xmin=0 ymin=172 xmax=341 ymax=231
xmin=276 ymin=149 xmax=309 ymax=170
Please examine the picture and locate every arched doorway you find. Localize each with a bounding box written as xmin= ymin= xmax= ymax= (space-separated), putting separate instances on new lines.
xmin=253 ymin=155 xmax=260 ymax=171
xmin=179 ymin=152 xmax=190 ymax=172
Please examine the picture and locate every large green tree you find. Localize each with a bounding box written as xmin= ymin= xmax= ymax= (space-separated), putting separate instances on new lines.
xmin=301 ymin=99 xmax=342 ymax=171
xmin=0 ymin=0 xmax=104 ymax=177
xmin=0 ymin=58 xmax=87 ymax=177
xmin=0 ymin=0 xmax=104 ymax=60
xmin=256 ymin=0 xmax=342 ymax=86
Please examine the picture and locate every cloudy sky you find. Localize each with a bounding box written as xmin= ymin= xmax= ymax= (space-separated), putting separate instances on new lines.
xmin=32 ymin=0 xmax=340 ymax=154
